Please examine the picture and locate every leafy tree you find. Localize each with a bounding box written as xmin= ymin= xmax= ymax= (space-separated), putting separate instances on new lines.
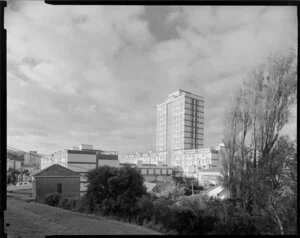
xmin=84 ymin=165 xmax=147 ymax=216
xmin=253 ymin=136 xmax=297 ymax=234
xmin=7 ymin=169 xmax=20 ymax=185
xmin=220 ymin=48 xmax=297 ymax=235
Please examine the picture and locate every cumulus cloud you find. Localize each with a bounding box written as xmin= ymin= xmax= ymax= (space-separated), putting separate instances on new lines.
xmin=6 ymin=3 xmax=297 ymax=155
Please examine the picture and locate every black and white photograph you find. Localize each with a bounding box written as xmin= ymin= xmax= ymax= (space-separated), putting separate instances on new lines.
xmin=2 ymin=1 xmax=297 ymax=237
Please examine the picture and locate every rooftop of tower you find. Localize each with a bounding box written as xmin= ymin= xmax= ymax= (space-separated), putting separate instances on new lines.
xmin=167 ymin=89 xmax=204 ymax=99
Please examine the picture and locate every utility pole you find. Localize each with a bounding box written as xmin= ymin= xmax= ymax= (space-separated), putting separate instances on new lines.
xmin=0 ymin=1 xmax=7 ymax=238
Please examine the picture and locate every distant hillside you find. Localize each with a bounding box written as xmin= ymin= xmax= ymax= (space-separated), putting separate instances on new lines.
xmin=7 ymin=149 xmax=25 ymax=162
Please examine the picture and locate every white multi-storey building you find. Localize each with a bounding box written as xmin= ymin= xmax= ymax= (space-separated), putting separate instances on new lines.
xmin=121 ymin=151 xmax=167 ymax=165
xmin=120 ymin=90 xmax=224 ymax=180
xmin=156 ymin=89 xmax=204 ymax=166
xmin=173 ymin=147 xmax=219 ymax=169
xmin=120 ymin=147 xmax=220 ymax=178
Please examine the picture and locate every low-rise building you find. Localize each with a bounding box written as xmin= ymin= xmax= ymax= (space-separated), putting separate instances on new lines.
xmin=197 ymin=168 xmax=222 ymax=187
xmin=120 ymin=145 xmax=223 ymax=178
xmin=119 ymin=160 xmax=173 ymax=182
xmin=32 ymin=164 xmax=80 ymax=202
xmin=41 ymin=144 xmax=119 ymax=195
xmin=121 ymin=151 xmax=167 ymax=165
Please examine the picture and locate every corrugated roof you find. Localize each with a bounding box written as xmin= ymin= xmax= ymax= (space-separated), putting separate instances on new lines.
xmin=33 ymin=164 xmax=80 ymax=177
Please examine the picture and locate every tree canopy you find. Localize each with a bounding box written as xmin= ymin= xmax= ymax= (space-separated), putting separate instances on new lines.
xmin=84 ymin=165 xmax=147 ymax=216
xmin=220 ymin=48 xmax=297 ymax=235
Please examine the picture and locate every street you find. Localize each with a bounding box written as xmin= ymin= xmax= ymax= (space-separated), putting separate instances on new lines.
xmin=5 ymin=194 xmax=161 ymax=237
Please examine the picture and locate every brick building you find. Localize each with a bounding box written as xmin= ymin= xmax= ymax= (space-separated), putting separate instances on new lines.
xmin=32 ymin=164 xmax=80 ymax=202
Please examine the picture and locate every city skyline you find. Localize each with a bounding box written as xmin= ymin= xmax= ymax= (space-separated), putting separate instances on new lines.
xmin=7 ymin=4 xmax=297 ymax=155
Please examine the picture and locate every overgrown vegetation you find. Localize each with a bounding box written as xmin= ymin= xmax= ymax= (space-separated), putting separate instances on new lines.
xmin=7 ymin=169 xmax=20 ymax=185
xmin=44 ymin=192 xmax=62 ymax=207
xmin=219 ymin=48 xmax=297 ymax=235
xmin=41 ymin=49 xmax=296 ymax=235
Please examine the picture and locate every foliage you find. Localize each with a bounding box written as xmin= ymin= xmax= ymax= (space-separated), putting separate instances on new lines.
xmin=85 ymin=165 xmax=147 ymax=216
xmin=7 ymin=169 xmax=20 ymax=185
xmin=44 ymin=192 xmax=62 ymax=207
xmin=220 ymin=48 xmax=297 ymax=234
xmin=135 ymin=194 xmax=157 ymax=224
xmin=58 ymin=196 xmax=81 ymax=211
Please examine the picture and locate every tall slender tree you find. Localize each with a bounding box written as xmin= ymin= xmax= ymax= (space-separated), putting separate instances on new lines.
xmin=220 ymin=48 xmax=297 ymax=234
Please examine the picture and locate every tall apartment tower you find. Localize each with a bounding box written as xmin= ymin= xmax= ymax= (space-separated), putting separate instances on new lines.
xmin=156 ymin=90 xmax=204 ymax=166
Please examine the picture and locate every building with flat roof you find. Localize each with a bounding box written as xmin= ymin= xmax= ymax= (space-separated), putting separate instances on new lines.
xmin=41 ymin=144 xmax=119 ymax=194
xmin=197 ymin=168 xmax=222 ymax=187
xmin=156 ymin=89 xmax=204 ymax=166
xmin=119 ymin=160 xmax=174 ymax=182
xmin=24 ymin=151 xmax=41 ymax=169
xmin=121 ymin=151 xmax=167 ymax=165
xmin=120 ymin=146 xmax=221 ymax=178
xmin=120 ymin=90 xmax=224 ymax=179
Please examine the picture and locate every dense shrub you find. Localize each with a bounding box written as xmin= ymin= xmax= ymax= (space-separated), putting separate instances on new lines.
xmin=135 ymin=195 xmax=157 ymax=224
xmin=58 ymin=197 xmax=69 ymax=209
xmin=176 ymin=194 xmax=207 ymax=211
xmin=160 ymin=185 xmax=192 ymax=198
xmin=75 ymin=195 xmax=94 ymax=213
xmin=58 ymin=196 xmax=81 ymax=211
xmin=212 ymin=212 xmax=262 ymax=235
xmin=147 ymin=196 xmax=176 ymax=230
xmin=44 ymin=192 xmax=62 ymax=207
xmin=85 ymin=165 xmax=147 ymax=216
xmin=204 ymin=198 xmax=278 ymax=235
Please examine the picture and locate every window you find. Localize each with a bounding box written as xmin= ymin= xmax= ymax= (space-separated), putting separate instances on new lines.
xmin=57 ymin=183 xmax=62 ymax=194
xmin=141 ymin=169 xmax=147 ymax=174
xmin=149 ymin=169 xmax=154 ymax=174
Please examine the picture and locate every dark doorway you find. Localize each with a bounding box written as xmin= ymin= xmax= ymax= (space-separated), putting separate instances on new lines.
xmin=57 ymin=183 xmax=62 ymax=193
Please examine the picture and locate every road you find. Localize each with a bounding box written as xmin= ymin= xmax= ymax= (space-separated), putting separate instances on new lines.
xmin=5 ymin=194 xmax=161 ymax=237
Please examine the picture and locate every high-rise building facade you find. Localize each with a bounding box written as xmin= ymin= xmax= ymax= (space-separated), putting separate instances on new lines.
xmin=156 ymin=89 xmax=204 ymax=166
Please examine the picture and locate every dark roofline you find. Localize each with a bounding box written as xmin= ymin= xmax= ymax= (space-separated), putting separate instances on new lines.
xmin=178 ymin=89 xmax=204 ymax=99
xmin=33 ymin=164 xmax=80 ymax=177
xmin=67 ymin=150 xmax=97 ymax=155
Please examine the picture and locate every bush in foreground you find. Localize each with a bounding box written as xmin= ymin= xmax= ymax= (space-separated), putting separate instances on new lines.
xmin=44 ymin=192 xmax=62 ymax=207
xmin=85 ymin=165 xmax=147 ymax=216
xmin=58 ymin=196 xmax=81 ymax=211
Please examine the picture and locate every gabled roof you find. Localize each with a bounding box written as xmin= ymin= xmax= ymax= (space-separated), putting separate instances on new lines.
xmin=33 ymin=164 xmax=80 ymax=177
xmin=144 ymin=182 xmax=157 ymax=192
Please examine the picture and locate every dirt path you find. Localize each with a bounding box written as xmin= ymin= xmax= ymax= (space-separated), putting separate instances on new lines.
xmin=5 ymin=196 xmax=161 ymax=237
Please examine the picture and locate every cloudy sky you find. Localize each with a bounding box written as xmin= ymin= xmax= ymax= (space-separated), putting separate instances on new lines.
xmin=6 ymin=2 xmax=297 ymax=155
